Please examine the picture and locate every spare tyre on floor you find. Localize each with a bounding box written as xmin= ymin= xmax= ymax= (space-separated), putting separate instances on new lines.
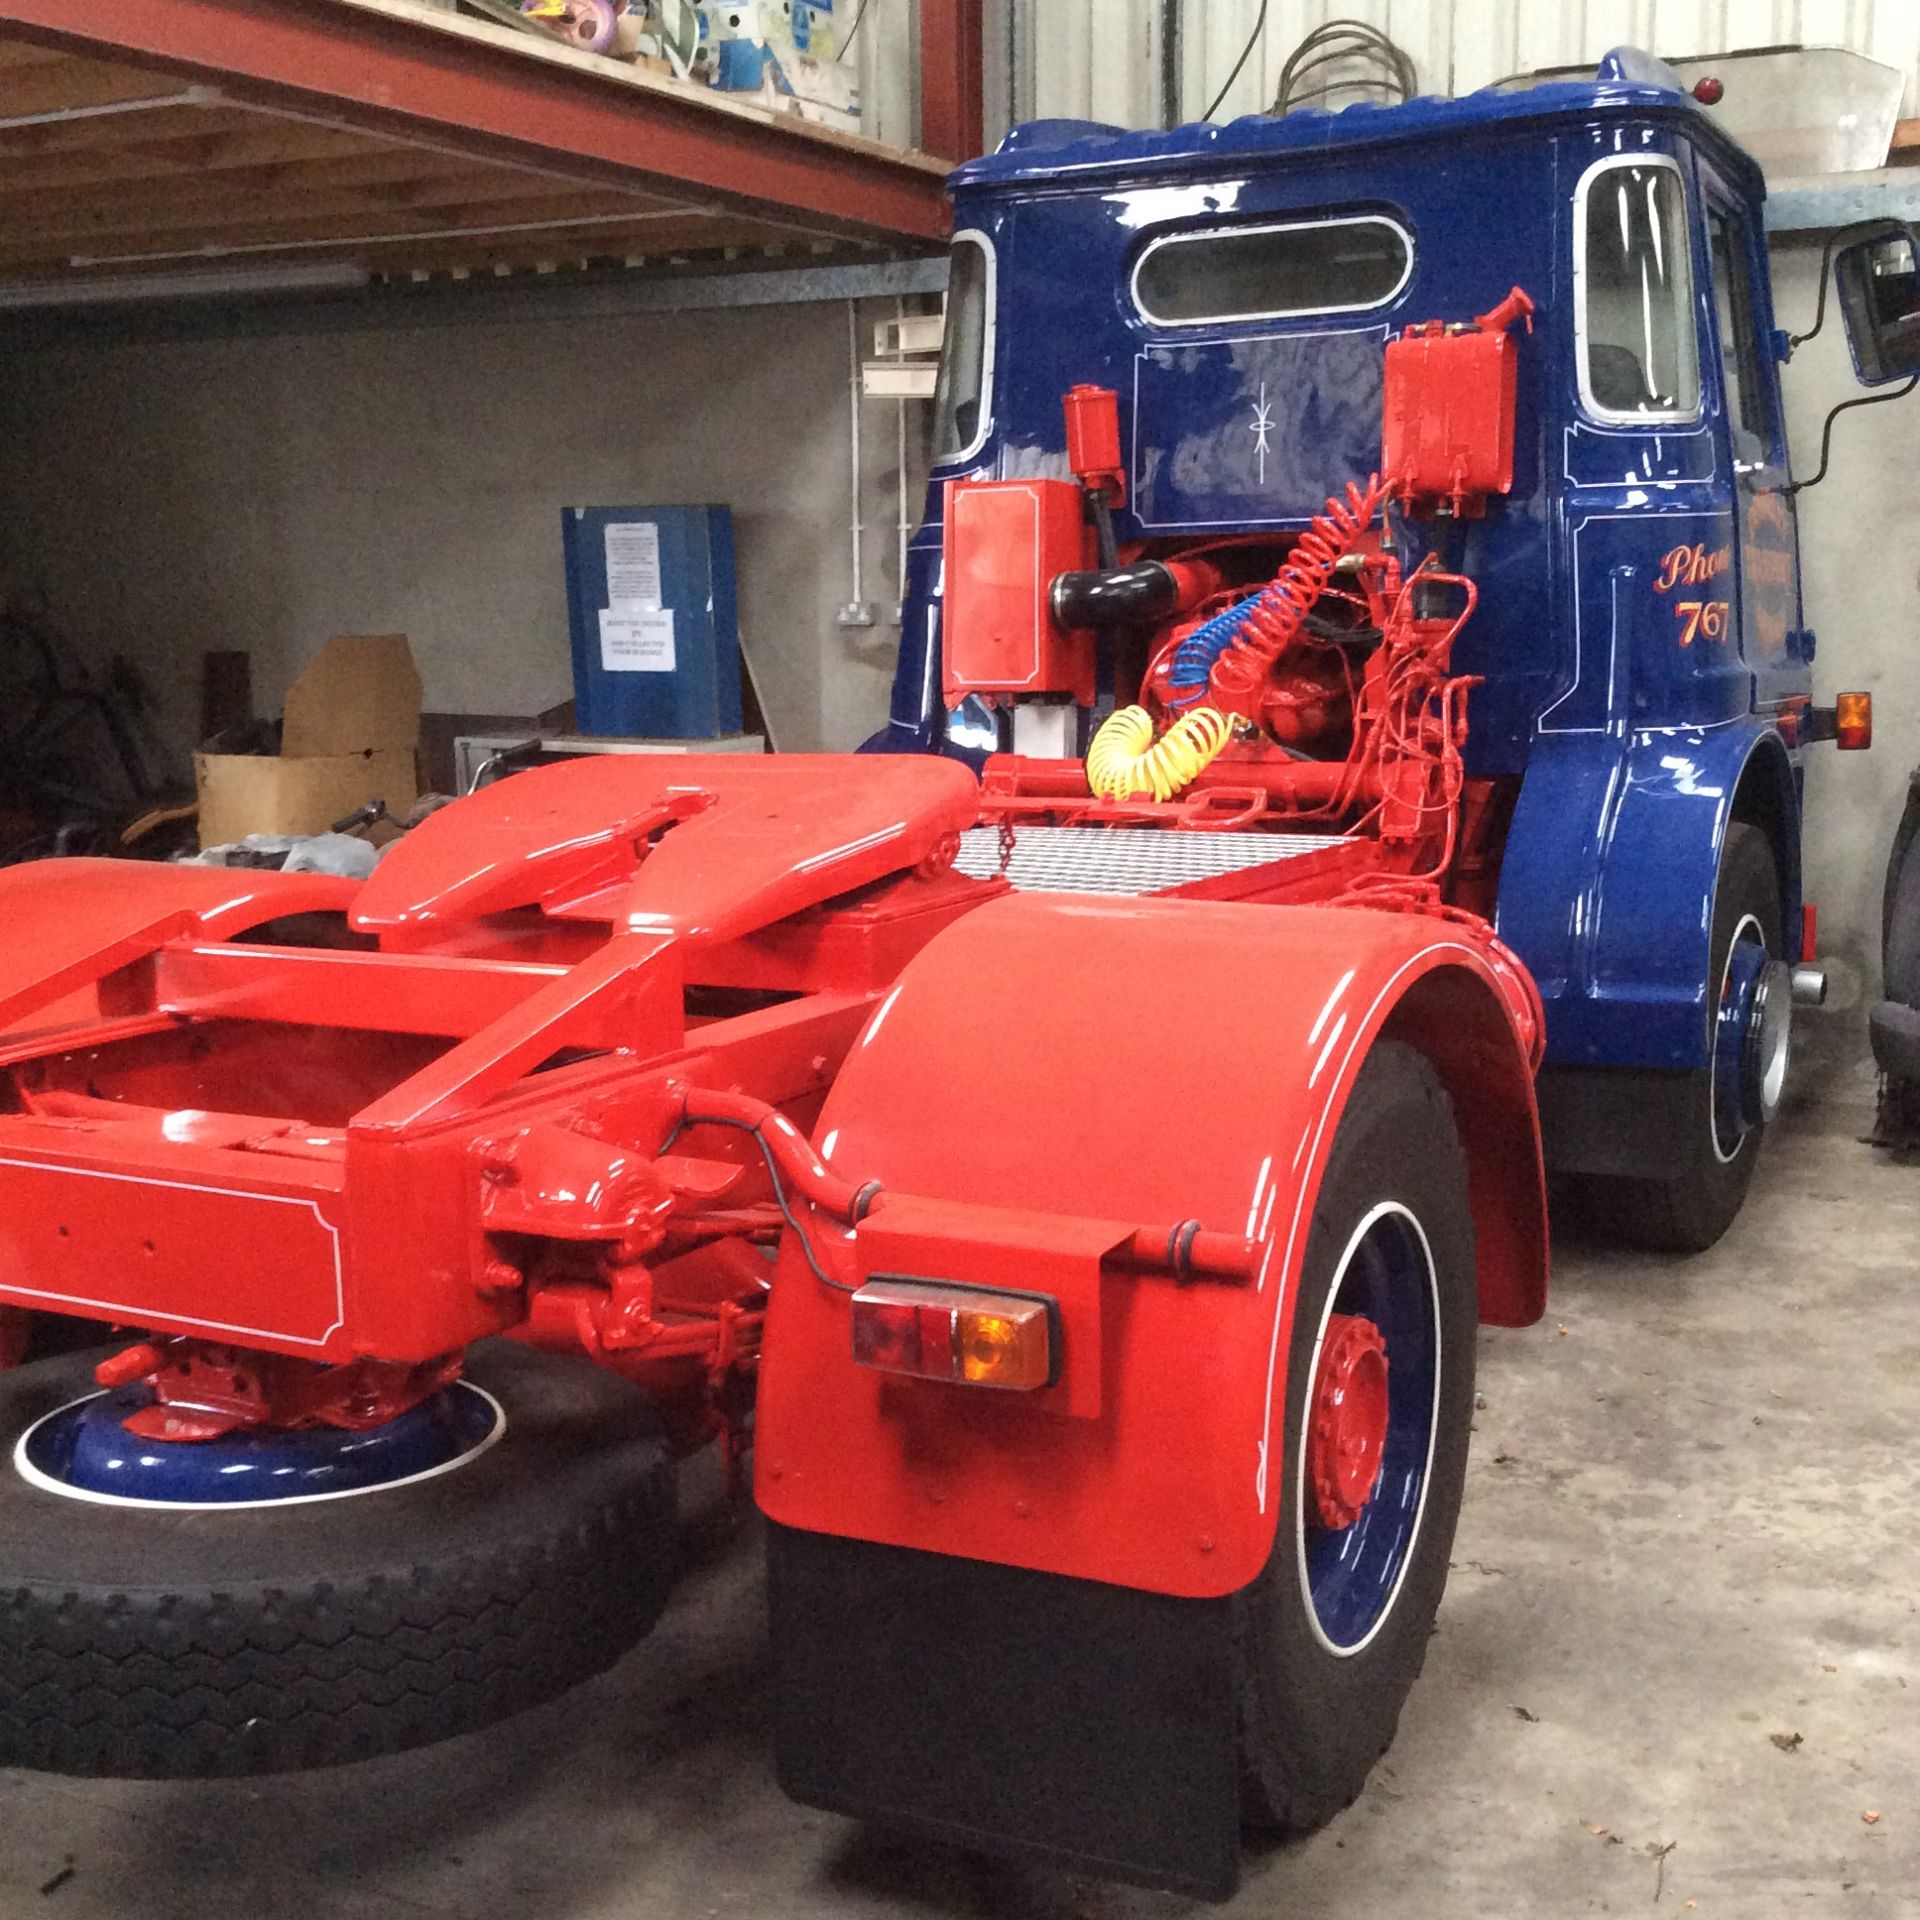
xmin=0 ymin=1339 xmax=676 ymax=1778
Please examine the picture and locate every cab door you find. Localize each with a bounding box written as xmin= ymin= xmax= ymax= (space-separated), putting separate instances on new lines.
xmin=1698 ymin=163 xmax=1807 ymax=713
xmin=1549 ymin=145 xmax=1740 ymax=735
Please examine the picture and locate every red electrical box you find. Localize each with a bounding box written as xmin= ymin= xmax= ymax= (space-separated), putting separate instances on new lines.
xmin=942 ymin=477 xmax=1096 ymax=705
xmin=1382 ymin=286 xmax=1534 ymax=518
xmin=1063 ymin=383 xmax=1126 ymax=504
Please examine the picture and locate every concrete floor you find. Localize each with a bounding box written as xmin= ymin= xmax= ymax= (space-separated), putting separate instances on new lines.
xmin=1 ymin=1020 xmax=1914 ymax=1920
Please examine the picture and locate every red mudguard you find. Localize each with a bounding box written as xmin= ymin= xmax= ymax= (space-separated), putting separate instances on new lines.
xmin=755 ymin=891 xmax=1546 ymax=1601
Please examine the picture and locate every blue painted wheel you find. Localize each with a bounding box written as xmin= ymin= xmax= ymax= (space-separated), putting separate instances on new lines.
xmin=1295 ymin=1202 xmax=1441 ymax=1654
xmin=1712 ymin=914 xmax=1791 ymax=1163
xmin=17 ymin=1382 xmax=502 ymax=1509
xmin=1238 ymin=1041 xmax=1478 ymax=1836
xmin=0 ymin=1342 xmax=675 ymax=1778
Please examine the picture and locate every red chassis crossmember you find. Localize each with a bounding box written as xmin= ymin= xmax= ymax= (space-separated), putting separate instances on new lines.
xmin=1 ymin=753 xmax=1439 ymax=1467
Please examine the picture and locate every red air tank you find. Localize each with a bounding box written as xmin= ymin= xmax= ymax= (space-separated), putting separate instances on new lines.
xmin=1382 ymin=285 xmax=1534 ymax=518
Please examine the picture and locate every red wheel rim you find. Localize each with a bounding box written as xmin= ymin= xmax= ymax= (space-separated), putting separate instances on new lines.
xmin=1306 ymin=1311 xmax=1389 ymax=1530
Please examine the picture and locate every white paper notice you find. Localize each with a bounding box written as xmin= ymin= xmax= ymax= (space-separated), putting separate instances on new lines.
xmin=599 ymin=606 xmax=676 ymax=673
xmin=604 ymin=520 xmax=663 ymax=609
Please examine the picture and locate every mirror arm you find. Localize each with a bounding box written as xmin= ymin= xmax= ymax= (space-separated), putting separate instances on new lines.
xmin=1781 ymin=374 xmax=1919 ymax=495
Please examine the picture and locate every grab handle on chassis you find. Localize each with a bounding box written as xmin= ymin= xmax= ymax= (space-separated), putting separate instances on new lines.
xmin=661 ymin=1082 xmax=1258 ymax=1285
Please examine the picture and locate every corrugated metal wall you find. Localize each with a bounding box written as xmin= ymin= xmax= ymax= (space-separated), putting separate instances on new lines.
xmin=861 ymin=1 xmax=1167 ymax=161
xmin=1179 ymin=1 xmax=1920 ymax=123
xmin=850 ymin=0 xmax=918 ymax=153
xmin=942 ymin=0 xmax=1920 ymax=139
xmin=1009 ymin=0 xmax=1165 ymax=129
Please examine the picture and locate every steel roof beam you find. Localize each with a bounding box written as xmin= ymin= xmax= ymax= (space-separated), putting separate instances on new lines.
xmin=0 ymin=0 xmax=956 ymax=243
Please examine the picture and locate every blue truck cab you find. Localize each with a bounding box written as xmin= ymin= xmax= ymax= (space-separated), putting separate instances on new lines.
xmin=872 ymin=46 xmax=1886 ymax=1248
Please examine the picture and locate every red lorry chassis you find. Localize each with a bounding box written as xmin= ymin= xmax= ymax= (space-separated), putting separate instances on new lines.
xmin=0 ymin=318 xmax=1547 ymax=1902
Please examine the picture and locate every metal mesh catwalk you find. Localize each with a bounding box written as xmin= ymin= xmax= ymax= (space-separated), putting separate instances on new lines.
xmin=952 ymin=825 xmax=1340 ymax=896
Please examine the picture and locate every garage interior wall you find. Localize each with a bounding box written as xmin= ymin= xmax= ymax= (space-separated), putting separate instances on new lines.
xmin=0 ymin=295 xmax=924 ymax=761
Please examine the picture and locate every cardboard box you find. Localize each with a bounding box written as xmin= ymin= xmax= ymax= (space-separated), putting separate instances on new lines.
xmin=195 ymin=634 xmax=421 ymax=849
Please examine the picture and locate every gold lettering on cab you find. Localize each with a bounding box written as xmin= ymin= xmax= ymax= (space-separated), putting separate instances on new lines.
xmin=1653 ymin=541 xmax=1733 ymax=646
xmin=1653 ymin=542 xmax=1733 ymax=593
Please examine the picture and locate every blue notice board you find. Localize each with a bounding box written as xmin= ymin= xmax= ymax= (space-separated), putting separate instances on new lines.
xmin=561 ymin=504 xmax=743 ymax=738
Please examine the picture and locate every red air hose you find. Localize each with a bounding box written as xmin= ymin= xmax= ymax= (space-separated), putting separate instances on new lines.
xmin=1206 ymin=474 xmax=1387 ymax=720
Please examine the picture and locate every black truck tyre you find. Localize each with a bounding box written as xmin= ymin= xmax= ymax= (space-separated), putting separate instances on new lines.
xmin=1572 ymin=822 xmax=1783 ymax=1252
xmin=1235 ymin=1040 xmax=1478 ymax=1835
xmin=1879 ymin=774 xmax=1920 ymax=1000
xmin=1871 ymin=774 xmax=1920 ymax=1139
xmin=0 ymin=1340 xmax=676 ymax=1778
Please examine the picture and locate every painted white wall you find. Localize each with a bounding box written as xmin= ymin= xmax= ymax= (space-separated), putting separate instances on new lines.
xmin=0 ymin=297 xmax=924 ymax=763
xmin=1775 ymin=237 xmax=1920 ymax=992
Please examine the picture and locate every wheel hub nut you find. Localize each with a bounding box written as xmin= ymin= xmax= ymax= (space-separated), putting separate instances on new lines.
xmin=1307 ymin=1312 xmax=1390 ymax=1530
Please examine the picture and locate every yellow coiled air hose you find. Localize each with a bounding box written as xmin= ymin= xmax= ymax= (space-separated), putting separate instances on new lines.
xmin=1085 ymin=703 xmax=1235 ymax=802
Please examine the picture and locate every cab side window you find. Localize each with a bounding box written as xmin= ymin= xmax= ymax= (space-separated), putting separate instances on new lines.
xmin=1578 ymin=157 xmax=1700 ymax=423
xmin=933 ymin=232 xmax=995 ymax=464
xmin=1707 ymin=206 xmax=1778 ymax=460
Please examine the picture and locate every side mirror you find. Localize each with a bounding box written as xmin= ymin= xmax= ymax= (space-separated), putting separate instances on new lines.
xmin=1835 ymin=221 xmax=1920 ymax=384
xmin=1785 ymin=219 xmax=1920 ymax=492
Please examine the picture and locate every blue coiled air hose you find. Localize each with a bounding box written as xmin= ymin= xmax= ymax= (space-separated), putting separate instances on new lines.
xmin=1165 ymin=593 xmax=1263 ymax=705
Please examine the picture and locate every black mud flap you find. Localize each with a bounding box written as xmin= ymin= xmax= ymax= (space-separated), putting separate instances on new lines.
xmin=767 ymin=1522 xmax=1242 ymax=1901
xmin=1536 ymin=1062 xmax=1693 ymax=1177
